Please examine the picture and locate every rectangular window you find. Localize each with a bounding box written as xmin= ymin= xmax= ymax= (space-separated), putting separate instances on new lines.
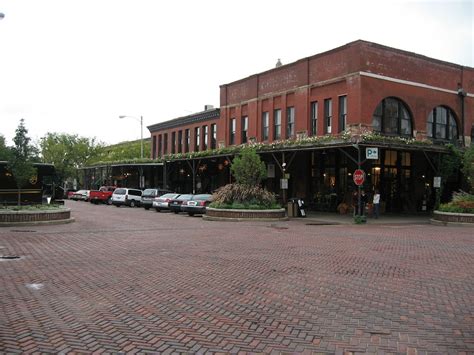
xmin=274 ymin=109 xmax=281 ymax=140
xmin=262 ymin=112 xmax=269 ymax=141
xmin=203 ymin=125 xmax=208 ymax=150
xmin=324 ymin=99 xmax=332 ymax=134
xmin=230 ymin=118 xmax=236 ymax=145
xmin=211 ymin=124 xmax=217 ymax=149
xmin=177 ymin=130 xmax=182 ymax=153
xmin=163 ymin=133 xmax=168 ymax=154
xmin=194 ymin=127 xmax=200 ymax=151
xmin=184 ymin=129 xmax=190 ymax=153
xmin=286 ymin=107 xmax=295 ymax=138
xmin=158 ymin=134 xmax=162 ymax=156
xmin=152 ymin=135 xmax=157 ymax=159
xmin=241 ymin=116 xmax=248 ymax=144
xmin=338 ymin=96 xmax=347 ymax=133
xmin=171 ymin=131 xmax=176 ymax=154
xmin=310 ymin=101 xmax=318 ymax=136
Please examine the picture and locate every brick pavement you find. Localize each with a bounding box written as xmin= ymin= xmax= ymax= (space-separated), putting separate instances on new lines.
xmin=0 ymin=200 xmax=473 ymax=354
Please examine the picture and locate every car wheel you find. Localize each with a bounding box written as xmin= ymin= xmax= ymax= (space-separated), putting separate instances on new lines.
xmin=115 ymin=204 xmax=120 ymax=207
xmin=173 ymin=211 xmax=179 ymax=214
xmin=188 ymin=212 xmax=195 ymax=216
xmin=144 ymin=207 xmax=150 ymax=210
xmin=129 ymin=201 xmax=136 ymax=208
xmin=155 ymin=208 xmax=161 ymax=212
xmin=107 ymin=197 xmax=112 ymax=205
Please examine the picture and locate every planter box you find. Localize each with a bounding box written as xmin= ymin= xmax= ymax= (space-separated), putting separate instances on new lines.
xmin=0 ymin=208 xmax=73 ymax=226
xmin=432 ymin=211 xmax=474 ymax=225
xmin=204 ymin=207 xmax=288 ymax=221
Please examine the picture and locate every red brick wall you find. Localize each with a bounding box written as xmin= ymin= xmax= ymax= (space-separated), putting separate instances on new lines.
xmin=219 ymin=41 xmax=473 ymax=145
xmin=151 ymin=117 xmax=220 ymax=158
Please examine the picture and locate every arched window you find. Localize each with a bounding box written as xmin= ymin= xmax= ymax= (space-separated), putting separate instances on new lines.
xmin=372 ymin=97 xmax=412 ymax=137
xmin=427 ymin=106 xmax=458 ymax=141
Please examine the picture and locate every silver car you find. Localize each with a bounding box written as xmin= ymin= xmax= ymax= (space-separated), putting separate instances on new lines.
xmin=152 ymin=193 xmax=180 ymax=212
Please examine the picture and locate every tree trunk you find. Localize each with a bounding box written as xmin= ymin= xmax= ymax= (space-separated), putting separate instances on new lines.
xmin=17 ymin=188 xmax=21 ymax=206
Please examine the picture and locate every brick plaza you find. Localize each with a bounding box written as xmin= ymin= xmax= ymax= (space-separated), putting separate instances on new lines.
xmin=0 ymin=201 xmax=473 ymax=354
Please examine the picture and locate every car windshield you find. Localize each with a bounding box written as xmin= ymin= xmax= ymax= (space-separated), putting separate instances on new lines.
xmin=114 ymin=189 xmax=126 ymax=195
xmin=142 ymin=189 xmax=156 ymax=196
xmin=177 ymin=194 xmax=193 ymax=200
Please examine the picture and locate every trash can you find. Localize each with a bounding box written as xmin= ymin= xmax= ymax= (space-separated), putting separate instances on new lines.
xmin=288 ymin=198 xmax=299 ymax=217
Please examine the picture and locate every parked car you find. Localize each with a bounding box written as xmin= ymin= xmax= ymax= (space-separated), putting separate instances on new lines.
xmin=141 ymin=188 xmax=173 ymax=210
xmin=168 ymin=194 xmax=193 ymax=214
xmin=152 ymin=193 xmax=180 ymax=212
xmin=181 ymin=194 xmax=213 ymax=216
xmin=89 ymin=186 xmax=116 ymax=205
xmin=111 ymin=188 xmax=142 ymax=207
xmin=65 ymin=189 xmax=76 ymax=199
xmin=71 ymin=190 xmax=90 ymax=201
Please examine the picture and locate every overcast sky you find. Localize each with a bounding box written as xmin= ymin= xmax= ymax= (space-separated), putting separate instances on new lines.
xmin=0 ymin=0 xmax=472 ymax=147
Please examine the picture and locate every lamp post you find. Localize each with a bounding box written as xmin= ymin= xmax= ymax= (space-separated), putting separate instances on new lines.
xmin=119 ymin=115 xmax=143 ymax=159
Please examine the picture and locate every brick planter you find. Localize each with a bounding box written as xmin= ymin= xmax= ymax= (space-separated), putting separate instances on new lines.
xmin=432 ymin=211 xmax=474 ymax=225
xmin=204 ymin=207 xmax=288 ymax=221
xmin=0 ymin=208 xmax=73 ymax=226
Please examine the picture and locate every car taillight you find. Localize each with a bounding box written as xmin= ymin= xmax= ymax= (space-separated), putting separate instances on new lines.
xmin=182 ymin=201 xmax=188 ymax=206
xmin=165 ymin=198 xmax=170 ymax=202
xmin=199 ymin=201 xmax=206 ymax=206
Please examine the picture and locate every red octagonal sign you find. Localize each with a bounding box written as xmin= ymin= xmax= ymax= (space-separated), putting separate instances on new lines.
xmin=353 ymin=169 xmax=365 ymax=186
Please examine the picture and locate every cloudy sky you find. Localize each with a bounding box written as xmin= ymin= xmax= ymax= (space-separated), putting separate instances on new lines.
xmin=0 ymin=0 xmax=472 ymax=146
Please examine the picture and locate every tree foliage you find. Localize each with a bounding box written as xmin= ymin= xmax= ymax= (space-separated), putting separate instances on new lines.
xmin=462 ymin=144 xmax=474 ymax=192
xmin=230 ymin=148 xmax=266 ymax=186
xmin=7 ymin=119 xmax=38 ymax=205
xmin=0 ymin=135 xmax=13 ymax=161
xmin=40 ymin=133 xmax=104 ymax=182
xmin=89 ymin=139 xmax=151 ymax=164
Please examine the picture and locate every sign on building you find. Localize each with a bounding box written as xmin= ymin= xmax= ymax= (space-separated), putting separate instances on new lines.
xmin=366 ymin=147 xmax=379 ymax=160
xmin=433 ymin=176 xmax=441 ymax=188
xmin=280 ymin=178 xmax=288 ymax=189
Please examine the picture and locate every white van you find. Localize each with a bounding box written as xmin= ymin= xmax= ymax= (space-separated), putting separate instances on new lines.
xmin=111 ymin=188 xmax=142 ymax=207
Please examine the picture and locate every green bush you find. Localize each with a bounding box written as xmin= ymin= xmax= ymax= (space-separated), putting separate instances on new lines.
xmin=439 ymin=191 xmax=474 ymax=213
xmin=210 ymin=183 xmax=279 ymax=210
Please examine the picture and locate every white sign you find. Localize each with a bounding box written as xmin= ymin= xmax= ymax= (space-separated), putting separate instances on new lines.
xmin=366 ymin=147 xmax=379 ymax=160
xmin=267 ymin=163 xmax=275 ymax=178
xmin=280 ymin=178 xmax=288 ymax=189
xmin=433 ymin=176 xmax=441 ymax=188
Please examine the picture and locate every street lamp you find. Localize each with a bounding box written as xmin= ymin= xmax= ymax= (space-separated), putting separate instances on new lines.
xmin=119 ymin=115 xmax=143 ymax=159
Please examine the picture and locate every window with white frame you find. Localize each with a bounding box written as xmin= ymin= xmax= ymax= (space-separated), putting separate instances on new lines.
xmin=338 ymin=96 xmax=347 ymax=133
xmin=262 ymin=112 xmax=269 ymax=141
xmin=310 ymin=101 xmax=318 ymax=136
xmin=324 ymin=99 xmax=332 ymax=134
xmin=286 ymin=107 xmax=295 ymax=138
xmin=274 ymin=109 xmax=281 ymax=140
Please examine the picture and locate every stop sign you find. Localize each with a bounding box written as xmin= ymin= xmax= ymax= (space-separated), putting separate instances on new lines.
xmin=353 ymin=169 xmax=365 ymax=186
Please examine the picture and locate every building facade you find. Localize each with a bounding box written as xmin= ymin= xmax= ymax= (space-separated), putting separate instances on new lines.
xmin=146 ymin=40 xmax=473 ymax=212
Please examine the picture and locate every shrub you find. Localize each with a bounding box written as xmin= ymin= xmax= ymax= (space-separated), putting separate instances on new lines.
xmin=210 ymin=183 xmax=279 ymax=209
xmin=438 ymin=191 xmax=474 ymax=213
xmin=230 ymin=148 xmax=266 ymax=186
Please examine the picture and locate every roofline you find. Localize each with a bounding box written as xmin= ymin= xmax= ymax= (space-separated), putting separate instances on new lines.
xmin=220 ymin=39 xmax=472 ymax=88
xmin=148 ymin=108 xmax=220 ymax=133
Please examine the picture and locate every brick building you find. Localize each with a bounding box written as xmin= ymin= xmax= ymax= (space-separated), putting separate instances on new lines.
xmin=148 ymin=40 xmax=473 ymax=212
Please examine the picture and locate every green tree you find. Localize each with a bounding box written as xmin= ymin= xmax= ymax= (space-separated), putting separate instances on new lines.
xmin=40 ymin=133 xmax=104 ymax=183
xmin=0 ymin=134 xmax=13 ymax=161
xmin=230 ymin=148 xmax=266 ymax=186
xmin=462 ymin=144 xmax=474 ymax=192
xmin=7 ymin=119 xmax=37 ymax=205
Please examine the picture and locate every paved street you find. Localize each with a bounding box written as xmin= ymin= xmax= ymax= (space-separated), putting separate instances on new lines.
xmin=0 ymin=201 xmax=473 ymax=354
